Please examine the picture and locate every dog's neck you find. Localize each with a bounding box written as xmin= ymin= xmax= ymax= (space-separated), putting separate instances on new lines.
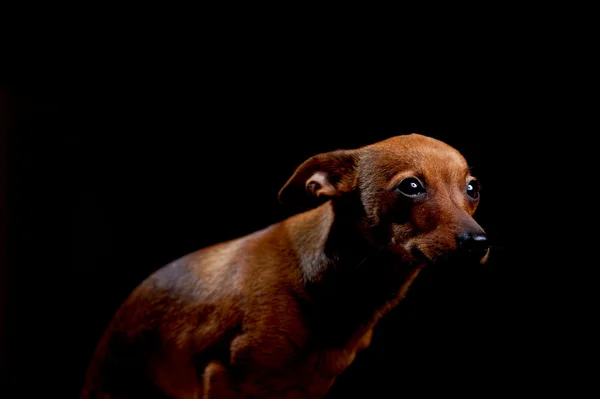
xmin=283 ymin=200 xmax=422 ymax=347
xmin=285 ymin=201 xmax=336 ymax=282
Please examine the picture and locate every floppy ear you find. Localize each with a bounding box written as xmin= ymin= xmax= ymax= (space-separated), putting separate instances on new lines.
xmin=278 ymin=149 xmax=358 ymax=207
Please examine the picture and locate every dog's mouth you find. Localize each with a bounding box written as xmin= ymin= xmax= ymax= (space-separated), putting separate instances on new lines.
xmin=408 ymin=247 xmax=433 ymax=267
xmin=411 ymin=246 xmax=490 ymax=267
xmin=396 ymin=240 xmax=488 ymax=268
xmin=409 ymin=246 xmax=427 ymax=262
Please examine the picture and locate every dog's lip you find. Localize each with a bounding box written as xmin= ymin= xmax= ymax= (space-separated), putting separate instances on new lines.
xmin=391 ymin=241 xmax=429 ymax=268
xmin=408 ymin=247 xmax=431 ymax=267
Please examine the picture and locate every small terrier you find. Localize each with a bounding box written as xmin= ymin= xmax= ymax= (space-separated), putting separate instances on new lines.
xmin=81 ymin=133 xmax=490 ymax=399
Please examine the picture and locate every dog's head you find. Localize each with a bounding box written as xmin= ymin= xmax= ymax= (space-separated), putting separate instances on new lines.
xmin=278 ymin=133 xmax=489 ymax=265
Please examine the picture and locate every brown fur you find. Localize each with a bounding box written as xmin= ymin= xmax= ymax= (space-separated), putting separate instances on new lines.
xmin=80 ymin=133 xmax=490 ymax=399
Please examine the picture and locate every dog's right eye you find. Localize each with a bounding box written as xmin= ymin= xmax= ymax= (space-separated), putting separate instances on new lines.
xmin=396 ymin=177 xmax=426 ymax=197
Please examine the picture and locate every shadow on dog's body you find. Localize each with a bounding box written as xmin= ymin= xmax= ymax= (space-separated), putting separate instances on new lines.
xmin=81 ymin=134 xmax=489 ymax=398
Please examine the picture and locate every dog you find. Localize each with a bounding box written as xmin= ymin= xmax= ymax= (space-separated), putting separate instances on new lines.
xmin=80 ymin=133 xmax=490 ymax=399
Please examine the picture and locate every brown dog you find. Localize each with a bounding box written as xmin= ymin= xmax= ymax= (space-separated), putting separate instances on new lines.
xmin=80 ymin=133 xmax=489 ymax=399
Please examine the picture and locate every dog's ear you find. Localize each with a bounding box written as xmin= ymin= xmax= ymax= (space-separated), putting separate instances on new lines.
xmin=278 ymin=149 xmax=358 ymax=207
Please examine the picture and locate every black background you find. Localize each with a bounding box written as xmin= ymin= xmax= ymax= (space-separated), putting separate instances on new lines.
xmin=0 ymin=17 xmax=585 ymax=398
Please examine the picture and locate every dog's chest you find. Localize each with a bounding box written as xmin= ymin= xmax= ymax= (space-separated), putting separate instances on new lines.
xmin=290 ymin=327 xmax=375 ymax=397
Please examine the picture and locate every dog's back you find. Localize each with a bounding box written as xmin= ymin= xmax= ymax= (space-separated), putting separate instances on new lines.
xmin=81 ymin=209 xmax=317 ymax=398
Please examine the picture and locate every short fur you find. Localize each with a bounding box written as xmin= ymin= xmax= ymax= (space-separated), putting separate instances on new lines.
xmin=81 ymin=133 xmax=490 ymax=399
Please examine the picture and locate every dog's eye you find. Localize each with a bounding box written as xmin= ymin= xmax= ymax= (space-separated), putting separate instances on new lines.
xmin=466 ymin=180 xmax=480 ymax=200
xmin=396 ymin=178 xmax=426 ymax=197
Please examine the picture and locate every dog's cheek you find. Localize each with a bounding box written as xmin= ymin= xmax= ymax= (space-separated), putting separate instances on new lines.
xmin=380 ymin=192 xmax=414 ymax=225
xmin=391 ymin=223 xmax=413 ymax=246
xmin=412 ymin=233 xmax=451 ymax=259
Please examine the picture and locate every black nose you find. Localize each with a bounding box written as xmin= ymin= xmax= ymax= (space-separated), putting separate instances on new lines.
xmin=456 ymin=232 xmax=489 ymax=261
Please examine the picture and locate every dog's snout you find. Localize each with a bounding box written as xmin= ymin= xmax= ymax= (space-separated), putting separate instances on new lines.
xmin=456 ymin=232 xmax=489 ymax=260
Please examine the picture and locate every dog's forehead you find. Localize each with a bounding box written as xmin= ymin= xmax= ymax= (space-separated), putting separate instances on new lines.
xmin=360 ymin=134 xmax=469 ymax=180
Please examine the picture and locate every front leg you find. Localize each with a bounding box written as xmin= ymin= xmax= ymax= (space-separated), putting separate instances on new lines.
xmin=202 ymin=333 xmax=306 ymax=398
xmin=202 ymin=361 xmax=240 ymax=399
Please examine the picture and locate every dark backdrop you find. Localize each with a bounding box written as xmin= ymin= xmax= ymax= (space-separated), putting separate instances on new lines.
xmin=1 ymin=34 xmax=575 ymax=397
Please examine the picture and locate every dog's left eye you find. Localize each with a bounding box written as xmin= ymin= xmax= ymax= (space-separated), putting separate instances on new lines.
xmin=396 ymin=177 xmax=426 ymax=197
xmin=466 ymin=179 xmax=480 ymax=200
